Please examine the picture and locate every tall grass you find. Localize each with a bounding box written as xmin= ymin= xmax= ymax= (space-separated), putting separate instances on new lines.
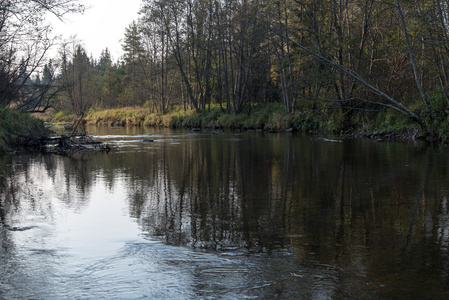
xmin=53 ymin=103 xmax=429 ymax=140
xmin=81 ymin=105 xmax=324 ymax=132
xmin=86 ymin=107 xmax=150 ymax=126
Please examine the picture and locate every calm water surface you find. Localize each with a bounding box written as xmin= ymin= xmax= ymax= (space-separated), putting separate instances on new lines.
xmin=1 ymin=127 xmax=449 ymax=299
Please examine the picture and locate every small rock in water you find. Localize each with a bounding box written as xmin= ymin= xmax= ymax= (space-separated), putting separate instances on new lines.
xmin=142 ymin=139 xmax=154 ymax=143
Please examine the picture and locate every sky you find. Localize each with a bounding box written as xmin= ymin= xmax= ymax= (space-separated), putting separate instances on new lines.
xmin=48 ymin=0 xmax=142 ymax=61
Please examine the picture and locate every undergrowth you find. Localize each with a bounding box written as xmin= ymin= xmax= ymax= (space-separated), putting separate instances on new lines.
xmin=0 ymin=108 xmax=50 ymax=153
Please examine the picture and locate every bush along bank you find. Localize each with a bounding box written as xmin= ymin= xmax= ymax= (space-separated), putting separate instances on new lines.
xmin=0 ymin=108 xmax=51 ymax=153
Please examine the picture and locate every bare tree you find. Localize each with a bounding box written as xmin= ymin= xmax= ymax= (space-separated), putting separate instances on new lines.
xmin=395 ymin=0 xmax=433 ymax=118
xmin=0 ymin=0 xmax=84 ymax=111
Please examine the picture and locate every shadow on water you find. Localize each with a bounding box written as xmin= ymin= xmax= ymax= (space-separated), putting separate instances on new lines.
xmin=1 ymin=128 xmax=449 ymax=298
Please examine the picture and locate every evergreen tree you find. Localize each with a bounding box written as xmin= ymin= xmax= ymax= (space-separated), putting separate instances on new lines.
xmin=61 ymin=44 xmax=94 ymax=115
xmin=121 ymin=21 xmax=149 ymax=106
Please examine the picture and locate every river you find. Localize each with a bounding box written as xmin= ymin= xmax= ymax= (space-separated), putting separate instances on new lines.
xmin=0 ymin=126 xmax=448 ymax=299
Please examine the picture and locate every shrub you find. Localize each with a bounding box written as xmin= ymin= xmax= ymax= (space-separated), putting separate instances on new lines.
xmin=417 ymin=93 xmax=449 ymax=141
xmin=201 ymin=109 xmax=223 ymax=128
xmin=217 ymin=113 xmax=246 ymax=129
xmin=0 ymin=108 xmax=50 ymax=153
xmin=291 ymin=111 xmax=320 ymax=132
xmin=243 ymin=109 xmax=270 ymax=129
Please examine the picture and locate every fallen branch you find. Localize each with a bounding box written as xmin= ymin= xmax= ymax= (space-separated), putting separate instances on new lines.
xmin=40 ymin=134 xmax=112 ymax=153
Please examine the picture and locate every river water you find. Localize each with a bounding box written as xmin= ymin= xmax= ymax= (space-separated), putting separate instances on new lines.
xmin=0 ymin=126 xmax=448 ymax=299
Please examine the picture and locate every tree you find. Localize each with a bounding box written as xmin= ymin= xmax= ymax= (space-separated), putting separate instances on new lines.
xmin=121 ymin=21 xmax=150 ymax=107
xmin=140 ymin=15 xmax=172 ymax=113
xmin=0 ymin=0 xmax=84 ymax=111
xmin=15 ymin=60 xmax=61 ymax=112
xmin=93 ymin=48 xmax=122 ymax=109
xmin=395 ymin=0 xmax=433 ymax=118
xmin=60 ymin=43 xmax=93 ymax=116
xmin=130 ymin=0 xmax=449 ymax=129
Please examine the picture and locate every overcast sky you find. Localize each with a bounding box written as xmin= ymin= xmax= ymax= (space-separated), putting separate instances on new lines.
xmin=49 ymin=0 xmax=142 ymax=61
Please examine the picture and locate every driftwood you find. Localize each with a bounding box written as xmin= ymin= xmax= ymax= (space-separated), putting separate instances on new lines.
xmin=34 ymin=118 xmax=112 ymax=154
xmin=39 ymin=134 xmax=112 ymax=153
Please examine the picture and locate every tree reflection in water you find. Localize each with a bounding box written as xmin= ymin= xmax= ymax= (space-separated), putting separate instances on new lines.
xmin=124 ymin=133 xmax=449 ymax=298
xmin=0 ymin=131 xmax=448 ymax=298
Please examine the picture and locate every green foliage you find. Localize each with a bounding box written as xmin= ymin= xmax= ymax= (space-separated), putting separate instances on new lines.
xmin=264 ymin=112 xmax=288 ymax=130
xmin=242 ymin=104 xmax=281 ymax=129
xmin=419 ymin=93 xmax=449 ymax=141
xmin=200 ymin=109 xmax=224 ymax=128
xmin=216 ymin=113 xmax=246 ymax=129
xmin=0 ymin=109 xmax=50 ymax=153
xmin=291 ymin=111 xmax=321 ymax=132
xmin=375 ymin=110 xmax=413 ymax=133
xmin=177 ymin=113 xmax=203 ymax=128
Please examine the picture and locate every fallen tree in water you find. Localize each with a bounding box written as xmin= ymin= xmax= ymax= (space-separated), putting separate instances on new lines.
xmin=40 ymin=134 xmax=112 ymax=153
xmin=0 ymin=109 xmax=111 ymax=154
xmin=17 ymin=132 xmax=111 ymax=153
xmin=21 ymin=117 xmax=111 ymax=154
xmin=39 ymin=115 xmax=112 ymax=154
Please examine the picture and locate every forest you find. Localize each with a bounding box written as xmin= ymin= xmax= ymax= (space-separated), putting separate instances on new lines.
xmin=2 ymin=0 xmax=449 ymax=140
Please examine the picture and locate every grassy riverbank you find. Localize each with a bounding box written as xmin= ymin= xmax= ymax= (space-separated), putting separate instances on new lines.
xmin=0 ymin=109 xmax=50 ymax=153
xmin=0 ymin=103 xmax=434 ymax=154
xmin=52 ymin=104 xmax=322 ymax=131
xmin=49 ymin=104 xmax=424 ymax=140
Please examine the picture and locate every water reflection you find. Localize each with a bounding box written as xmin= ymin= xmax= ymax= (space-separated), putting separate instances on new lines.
xmin=0 ymin=129 xmax=449 ymax=298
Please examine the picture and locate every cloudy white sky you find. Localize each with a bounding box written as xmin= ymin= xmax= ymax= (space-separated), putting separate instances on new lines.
xmin=49 ymin=0 xmax=142 ymax=60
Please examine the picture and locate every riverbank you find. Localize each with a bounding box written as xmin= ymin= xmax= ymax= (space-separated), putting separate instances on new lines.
xmin=50 ymin=105 xmax=425 ymax=142
xmin=0 ymin=109 xmax=51 ymax=153
xmin=0 ymin=105 xmax=428 ymax=154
